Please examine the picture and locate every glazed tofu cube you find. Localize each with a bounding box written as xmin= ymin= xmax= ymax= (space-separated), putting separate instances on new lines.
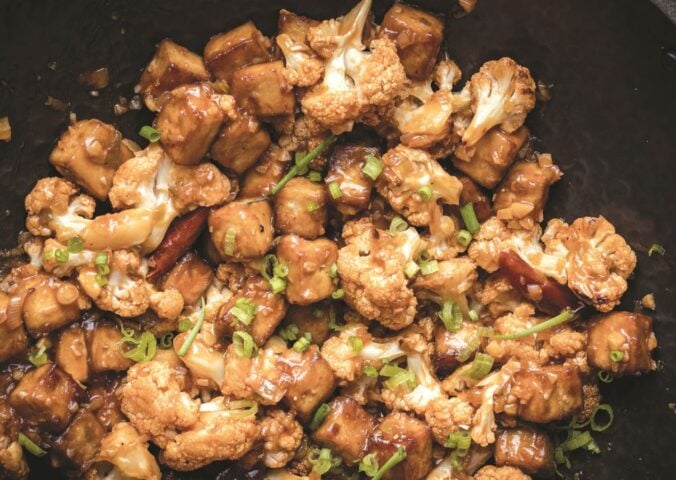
xmin=433 ymin=323 xmax=481 ymax=373
xmin=0 ymin=293 xmax=28 ymax=362
xmin=209 ymin=199 xmax=274 ymax=261
xmin=138 ymin=39 xmax=210 ymax=111
xmin=86 ymin=321 xmax=133 ymax=373
xmin=278 ymin=9 xmax=319 ymax=44
xmin=274 ymin=177 xmax=328 ymax=239
xmin=276 ymin=235 xmax=338 ymax=305
xmin=453 ymin=127 xmax=529 ymax=189
xmin=325 ymin=144 xmax=378 ymax=216
xmin=49 ymin=119 xmax=135 ymax=201
xmin=458 ymin=175 xmax=493 ymax=222
xmin=367 ymin=412 xmax=433 ymax=480
xmin=230 ymin=61 xmax=296 ymax=117
xmin=312 ymin=395 xmax=375 ymax=464
xmin=210 ymin=111 xmax=271 ymax=173
xmin=162 ymin=252 xmax=214 ymax=306
xmin=239 ymin=144 xmax=290 ymax=199
xmin=22 ymin=282 xmax=83 ymax=338
xmin=155 ymin=83 xmax=225 ymax=165
xmin=56 ymin=326 xmax=89 ymax=384
xmin=380 ymin=3 xmax=444 ymax=80
xmin=495 ymin=427 xmax=555 ymax=476
xmin=9 ymin=364 xmax=81 ymax=432
xmin=281 ymin=304 xmax=331 ymax=346
xmin=204 ymin=22 xmax=272 ymax=81
xmin=53 ymin=411 xmax=106 ymax=469
xmin=86 ymin=376 xmax=125 ymax=430
xmin=283 ymin=345 xmax=336 ymax=421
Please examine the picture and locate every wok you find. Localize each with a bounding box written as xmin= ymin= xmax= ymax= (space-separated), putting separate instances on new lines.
xmin=0 ymin=0 xmax=675 ymax=478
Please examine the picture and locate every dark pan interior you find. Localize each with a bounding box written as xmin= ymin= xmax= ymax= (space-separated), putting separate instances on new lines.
xmin=1 ymin=0 xmax=675 ymax=478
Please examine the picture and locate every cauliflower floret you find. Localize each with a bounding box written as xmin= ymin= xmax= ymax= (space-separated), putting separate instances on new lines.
xmin=96 ymin=422 xmax=161 ymax=480
xmin=0 ymin=438 xmax=28 ymax=480
xmin=472 ymin=273 xmax=532 ymax=319
xmin=474 ymin=465 xmax=532 ymax=480
xmin=424 ymin=397 xmax=474 ymax=445
xmin=381 ymin=352 xmax=445 ymax=415
xmin=541 ymin=216 xmax=636 ymax=312
xmin=337 ymin=217 xmax=423 ymax=330
xmin=375 ymin=145 xmax=462 ymax=227
xmin=120 ymin=361 xmax=200 ymax=448
xmin=302 ymin=0 xmax=406 ymax=133
xmin=412 ymin=257 xmax=478 ymax=310
xmin=260 ymin=409 xmax=303 ymax=469
xmin=462 ymin=57 xmax=536 ymax=146
xmin=174 ymin=322 xmax=226 ymax=389
xmin=277 ymin=33 xmax=324 ymax=87
xmin=160 ymin=396 xmax=261 ymax=471
xmin=149 ymin=288 xmax=184 ymax=321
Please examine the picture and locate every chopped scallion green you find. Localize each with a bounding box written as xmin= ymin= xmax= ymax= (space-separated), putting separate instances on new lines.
xmin=177 ymin=297 xmax=207 ymax=357
xmin=309 ymin=403 xmax=331 ymax=430
xmin=332 ymin=288 xmax=345 ymax=300
xmin=494 ymin=309 xmax=575 ymax=340
xmin=269 ymin=135 xmax=337 ymax=196
xmin=456 ymin=229 xmax=472 ymax=247
xmin=328 ymin=181 xmax=343 ymax=199
xmin=66 ymin=236 xmax=84 ymax=253
xmin=465 ymin=353 xmax=494 ymax=379
xmin=648 ymin=243 xmax=665 ymax=256
xmin=233 ymin=331 xmax=258 ymax=358
xmin=230 ymin=297 xmax=257 ymax=325
xmin=460 ymin=203 xmax=480 ymax=234
xmin=348 ymin=335 xmax=363 ymax=353
xmin=389 ymin=216 xmax=408 ymax=234
xmin=610 ymin=350 xmax=624 ymax=362
xmin=361 ymin=154 xmax=383 ymax=180
xmin=307 ymin=201 xmax=320 ymax=212
xmin=18 ymin=433 xmax=47 ymax=457
xmin=139 ymin=125 xmax=160 ymax=142
xmin=418 ymin=185 xmax=433 ymax=201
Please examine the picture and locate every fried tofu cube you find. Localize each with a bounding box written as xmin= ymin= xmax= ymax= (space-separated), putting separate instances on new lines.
xmin=281 ymin=304 xmax=331 ymax=346
xmin=278 ymin=9 xmax=320 ymax=44
xmin=9 ymin=364 xmax=81 ymax=432
xmin=458 ymin=175 xmax=493 ymax=222
xmin=138 ymin=39 xmax=210 ymax=111
xmin=86 ymin=321 xmax=133 ymax=373
xmin=230 ymin=61 xmax=296 ymax=117
xmin=155 ymin=83 xmax=225 ymax=165
xmin=204 ymin=22 xmax=272 ymax=81
xmin=274 ymin=177 xmax=328 ymax=239
xmin=162 ymin=252 xmax=214 ymax=306
xmin=22 ymin=282 xmax=85 ymax=338
xmin=312 ymin=395 xmax=375 ymax=464
xmin=56 ymin=326 xmax=89 ymax=384
xmin=495 ymin=426 xmax=555 ymax=476
xmin=381 ymin=3 xmax=445 ymax=81
xmin=209 ymin=199 xmax=274 ymax=261
xmin=283 ymin=345 xmax=336 ymax=421
xmin=53 ymin=410 xmax=106 ymax=469
xmin=367 ymin=412 xmax=433 ymax=480
xmin=0 ymin=293 xmax=28 ymax=362
xmin=325 ymin=144 xmax=378 ymax=216
xmin=239 ymin=144 xmax=290 ymax=199
xmin=49 ymin=119 xmax=135 ymax=200
xmin=210 ymin=111 xmax=271 ymax=173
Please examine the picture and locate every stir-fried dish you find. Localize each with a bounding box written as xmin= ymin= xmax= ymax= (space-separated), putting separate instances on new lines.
xmin=0 ymin=1 xmax=659 ymax=479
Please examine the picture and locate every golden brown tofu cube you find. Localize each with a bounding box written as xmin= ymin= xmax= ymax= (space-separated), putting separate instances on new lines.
xmin=230 ymin=61 xmax=296 ymax=117
xmin=9 ymin=364 xmax=81 ymax=432
xmin=278 ymin=9 xmax=320 ymax=44
xmin=22 ymin=282 xmax=84 ymax=338
xmin=86 ymin=375 xmax=125 ymax=430
xmin=239 ymin=144 xmax=290 ymax=199
xmin=56 ymin=326 xmax=89 ymax=384
xmin=138 ymin=39 xmax=210 ymax=111
xmin=368 ymin=412 xmax=433 ymax=480
xmin=283 ymin=345 xmax=336 ymax=421
xmin=86 ymin=321 xmax=133 ymax=373
xmin=210 ymin=111 xmax=271 ymax=173
xmin=0 ymin=293 xmax=28 ymax=363
xmin=49 ymin=119 xmax=134 ymax=200
xmin=586 ymin=311 xmax=657 ymax=375
xmin=155 ymin=83 xmax=225 ymax=165
xmin=274 ymin=177 xmax=327 ymax=239
xmin=209 ymin=199 xmax=274 ymax=261
xmin=433 ymin=323 xmax=480 ymax=373
xmin=281 ymin=304 xmax=331 ymax=346
xmin=53 ymin=410 xmax=106 ymax=469
xmin=325 ymin=144 xmax=378 ymax=216
xmin=380 ymin=3 xmax=444 ymax=81
xmin=162 ymin=252 xmax=214 ymax=306
xmin=495 ymin=427 xmax=555 ymax=476
xmin=276 ymin=235 xmax=338 ymax=305
xmin=453 ymin=127 xmax=529 ymax=189
xmin=312 ymin=395 xmax=375 ymax=464
xmin=204 ymin=22 xmax=272 ymax=81
xmin=215 ymin=276 xmax=287 ymax=346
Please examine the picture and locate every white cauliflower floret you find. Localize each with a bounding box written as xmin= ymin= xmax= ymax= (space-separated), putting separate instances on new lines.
xmin=160 ymin=397 xmax=261 ymax=471
xmin=424 ymin=397 xmax=475 ymax=445
xmin=302 ymin=0 xmax=406 ymax=133
xmin=381 ymin=352 xmax=444 ymax=415
xmin=462 ymin=57 xmax=536 ymax=146
xmin=120 ymin=361 xmax=200 ymax=448
xmin=412 ymin=257 xmax=478 ymax=309
xmin=96 ymin=422 xmax=161 ymax=480
xmin=174 ymin=322 xmax=226 ymax=389
xmin=474 ymin=465 xmax=532 ymax=480
xmin=337 ymin=218 xmax=424 ymax=330
xmin=277 ymin=33 xmax=324 ymax=87
xmin=260 ymin=409 xmax=303 ymax=469
xmin=376 ymin=145 xmax=463 ymax=227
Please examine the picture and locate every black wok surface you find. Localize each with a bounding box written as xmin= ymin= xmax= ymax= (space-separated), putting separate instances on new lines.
xmin=1 ymin=0 xmax=675 ymax=478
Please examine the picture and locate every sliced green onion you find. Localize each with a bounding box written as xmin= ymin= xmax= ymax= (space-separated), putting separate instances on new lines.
xmin=307 ymin=201 xmax=320 ymax=212
xmin=456 ymin=229 xmax=472 ymax=247
xmin=419 ymin=259 xmax=439 ymax=276
xmin=122 ymin=331 xmax=157 ymax=363
xmin=178 ymin=318 xmax=193 ymax=332
xmin=359 ymin=453 xmax=379 ymax=477
xmin=478 ymin=326 xmax=494 ymax=337
xmin=364 ymin=365 xmax=379 ymax=377
xmin=328 ymin=307 xmax=344 ymax=332
xmin=460 ymin=203 xmax=480 ymax=234
xmin=362 ymin=154 xmax=383 ymax=180
xmin=227 ymin=399 xmax=259 ymax=418
xmin=279 ymin=324 xmax=300 ymax=342
xmin=139 ymin=125 xmax=160 ymax=142
xmin=292 ymin=333 xmax=312 ymax=352
xmin=95 ymin=273 xmax=108 ymax=286
xmin=308 ymin=170 xmax=322 ymax=182
xmin=54 ymin=248 xmax=69 ymax=264
xmin=328 ymin=262 xmax=338 ymax=278
xmin=117 ymin=320 xmax=135 ymax=339
xmin=269 ymin=276 xmax=287 ymax=294
xmin=97 ymin=262 xmax=110 ymax=276
xmin=295 ymin=151 xmax=309 ymax=175
xmin=18 ymin=433 xmax=47 ymax=457
xmin=28 ymin=346 xmax=48 ymax=367
xmin=42 ymin=249 xmax=55 ymax=262
xmin=456 ymin=336 xmax=481 ymax=363
xmin=178 ymin=298 xmax=206 ymax=357
xmin=230 ymin=297 xmax=257 ymax=325
xmin=223 ymin=228 xmax=236 ymax=256
xmin=261 ymin=254 xmax=279 ymax=280
xmin=309 ymin=403 xmax=331 ymax=430
xmin=233 ymin=331 xmax=258 ymax=358
xmin=445 ymin=431 xmax=471 ymax=450
xmin=269 ymin=135 xmax=337 ymax=197
xmin=590 ymin=404 xmax=614 ymax=432
xmin=559 ymin=430 xmax=598 ymax=453
xmin=465 ymin=353 xmax=493 ymax=379
xmin=273 ymin=262 xmax=289 ymax=278
xmin=328 ymin=181 xmax=343 ymax=199
xmin=95 ymin=252 xmax=108 ymax=266
xmin=66 ymin=236 xmax=84 ymax=253
xmin=598 ymin=371 xmax=614 ymax=383
xmin=610 ymin=350 xmax=624 ymax=362
xmin=418 ymin=185 xmax=433 ymax=201
xmin=404 ymin=261 xmax=420 ymax=278
xmin=438 ymin=301 xmax=463 ymax=332
xmin=158 ymin=332 xmax=174 ymax=349
xmin=331 ymin=288 xmax=345 ymax=300
xmin=371 ymin=446 xmax=407 ymax=480
xmin=389 ymin=216 xmax=408 ymax=234
xmin=380 ymin=365 xmax=416 ymax=390
xmin=468 ymin=310 xmax=479 ymax=322
xmin=310 ymin=447 xmax=338 ymax=475
xmin=494 ymin=309 xmax=575 ymax=340
xmin=648 ymin=243 xmax=665 ymax=256
xmin=348 ymin=335 xmax=364 ymax=353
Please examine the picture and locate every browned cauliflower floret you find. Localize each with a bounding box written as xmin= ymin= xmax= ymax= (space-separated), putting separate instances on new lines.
xmin=276 ymin=33 xmax=324 ymax=87
xmin=474 ymin=465 xmax=532 ymax=480
xmin=375 ymin=145 xmax=462 ymax=227
xmin=149 ymin=288 xmax=184 ymax=321
xmin=337 ymin=218 xmax=423 ymax=330
xmin=221 ymin=344 xmax=290 ymax=405
xmin=260 ymin=409 xmax=303 ymax=469
xmin=120 ymin=361 xmax=200 ymax=448
xmin=412 ymin=257 xmax=478 ymax=309
xmin=462 ymin=57 xmax=536 ymax=146
xmin=424 ymin=397 xmax=474 ymax=445
xmin=96 ymin=422 xmax=161 ymax=480
xmin=160 ymin=397 xmax=261 ymax=471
